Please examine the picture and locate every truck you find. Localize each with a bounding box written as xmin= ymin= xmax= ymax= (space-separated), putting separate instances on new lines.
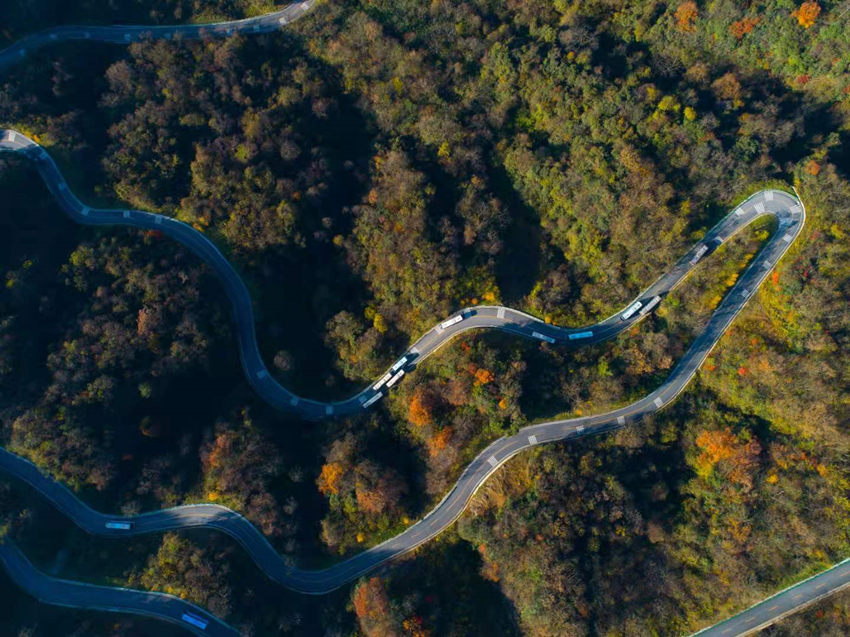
xmin=440 ymin=314 xmax=464 ymax=329
xmin=105 ymin=521 xmax=133 ymax=530
xmin=568 ymin=331 xmax=593 ymax=341
xmin=638 ymin=295 xmax=661 ymax=316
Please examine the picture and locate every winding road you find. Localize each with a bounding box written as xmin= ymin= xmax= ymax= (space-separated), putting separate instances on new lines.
xmin=0 ymin=4 xmax=835 ymax=636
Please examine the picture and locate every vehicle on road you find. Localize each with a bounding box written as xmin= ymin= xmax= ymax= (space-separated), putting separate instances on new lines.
xmin=689 ymin=244 xmax=709 ymax=265
xmin=440 ymin=314 xmax=465 ymax=329
xmin=104 ymin=521 xmax=133 ymax=530
xmin=568 ymin=331 xmax=594 ymax=340
xmin=372 ymin=372 xmax=392 ymax=390
xmin=621 ymin=301 xmax=643 ymax=321
xmin=385 ymin=370 xmax=405 ymax=388
xmin=638 ymin=295 xmax=661 ymax=316
xmin=531 ymin=331 xmax=556 ymax=344
xmin=181 ymin=612 xmax=209 ymax=630
xmin=390 ymin=356 xmax=408 ymax=372
xmin=362 ymin=392 xmax=383 ymax=408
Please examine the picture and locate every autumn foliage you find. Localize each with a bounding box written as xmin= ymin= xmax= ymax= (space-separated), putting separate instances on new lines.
xmin=408 ymin=386 xmax=434 ymax=427
xmin=694 ymin=429 xmax=761 ymax=488
xmin=729 ymin=17 xmax=759 ymax=39
xmin=793 ymin=1 xmax=821 ymax=28
xmin=352 ymin=577 xmax=399 ymax=637
xmin=674 ymin=2 xmax=698 ymax=32
xmin=318 ymin=462 xmax=344 ymax=495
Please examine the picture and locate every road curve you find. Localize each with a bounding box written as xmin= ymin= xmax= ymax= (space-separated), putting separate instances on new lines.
xmin=0 ymin=1 xmax=318 ymax=72
xmin=0 ymin=14 xmax=822 ymax=631
xmin=0 ymin=126 xmax=807 ymax=595
xmin=0 ymin=539 xmax=239 ymax=636
xmin=0 ymin=130 xmax=805 ymax=422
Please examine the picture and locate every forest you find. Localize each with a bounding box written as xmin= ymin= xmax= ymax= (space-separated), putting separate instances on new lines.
xmin=1 ymin=0 xmax=849 ymax=635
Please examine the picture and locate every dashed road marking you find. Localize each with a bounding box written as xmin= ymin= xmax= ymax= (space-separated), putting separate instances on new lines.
xmin=765 ymin=191 xmax=774 ymax=201
xmin=497 ymin=307 xmax=505 ymax=319
xmin=617 ymin=416 xmax=625 ymax=426
xmin=528 ymin=435 xmax=538 ymax=445
xmin=256 ymin=370 xmax=268 ymax=380
xmin=734 ymin=207 xmax=743 ymax=216
xmin=487 ymin=455 xmax=498 ymax=467
xmin=793 ymin=593 xmax=803 ymax=600
xmin=769 ymin=604 xmax=779 ymax=610
xmin=755 ymin=202 xmax=765 ymax=213
xmin=782 ymin=233 xmax=793 ymax=242
xmin=816 ymin=582 xmax=826 ymax=590
xmin=654 ymin=397 xmax=663 ymax=408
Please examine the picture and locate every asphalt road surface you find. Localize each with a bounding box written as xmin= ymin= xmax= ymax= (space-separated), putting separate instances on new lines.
xmin=0 ymin=125 xmax=815 ymax=634
xmin=0 ymin=7 xmax=834 ymax=635
xmin=691 ymin=558 xmax=850 ymax=637
xmin=0 ymin=1 xmax=317 ymax=72
xmin=0 ymin=540 xmax=238 ymax=636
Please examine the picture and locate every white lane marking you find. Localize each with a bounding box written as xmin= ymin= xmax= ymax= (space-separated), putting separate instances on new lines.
xmin=755 ymin=202 xmax=765 ymax=213
xmin=528 ymin=435 xmax=538 ymax=445
xmin=487 ymin=455 xmax=498 ymax=467
xmin=80 ymin=207 xmax=90 ymax=217
xmin=782 ymin=233 xmax=792 ymax=242
xmin=722 ymin=629 xmax=732 ymax=635
xmin=765 ymin=191 xmax=774 ymax=201
xmin=793 ymin=593 xmax=802 ymax=600
xmin=734 ymin=207 xmax=743 ymax=216
xmin=769 ymin=604 xmax=779 ymax=610
xmin=654 ymin=397 xmax=663 ymax=408
xmin=325 ymin=405 xmax=333 ymax=416
xmin=815 ymin=582 xmax=826 ymax=590
xmin=8 ymin=131 xmax=16 ymax=142
xmin=256 ymin=370 xmax=268 ymax=379
xmin=289 ymin=396 xmax=299 ymax=406
xmin=123 ymin=211 xmax=130 ymax=219
xmin=497 ymin=307 xmax=505 ymax=319
xmin=617 ymin=416 xmax=625 ymax=426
